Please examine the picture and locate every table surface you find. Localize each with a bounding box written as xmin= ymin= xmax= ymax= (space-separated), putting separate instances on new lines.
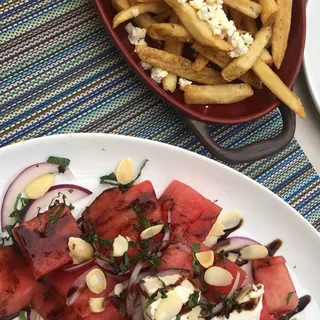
xmin=294 ymin=67 xmax=320 ymax=175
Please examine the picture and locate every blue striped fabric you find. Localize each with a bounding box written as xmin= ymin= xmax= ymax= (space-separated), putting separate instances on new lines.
xmin=0 ymin=0 xmax=319 ymax=230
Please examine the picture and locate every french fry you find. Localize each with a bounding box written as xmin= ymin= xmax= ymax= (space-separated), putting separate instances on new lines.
xmin=184 ymin=84 xmax=254 ymax=105
xmin=222 ymin=26 xmax=272 ymax=82
xmin=252 ymin=58 xmax=305 ymax=118
xmin=242 ymin=16 xmax=258 ymax=34
xmin=229 ymin=8 xmax=243 ymax=29
xmin=224 ymin=0 xmax=262 ymax=19
xmin=128 ymin=0 xmax=157 ymax=28
xmin=111 ymin=0 xmax=130 ymax=12
xmin=147 ymin=23 xmax=194 ymax=43
xmin=135 ymin=45 xmax=226 ymax=85
xmin=162 ymin=14 xmax=184 ymax=93
xmin=192 ymin=42 xmax=262 ymax=89
xmin=272 ymin=0 xmax=292 ymax=69
xmin=113 ymin=3 xmax=169 ymax=28
xmin=192 ymin=54 xmax=209 ymax=72
xmin=260 ymin=0 xmax=278 ymax=26
xmin=164 ymin=0 xmax=231 ymax=51
xmin=223 ymin=4 xmax=229 ymax=15
xmin=260 ymin=49 xmax=273 ymax=65
xmin=134 ymin=14 xmax=156 ymax=28
xmin=137 ymin=0 xmax=163 ymax=2
xmin=153 ymin=10 xmax=173 ymax=22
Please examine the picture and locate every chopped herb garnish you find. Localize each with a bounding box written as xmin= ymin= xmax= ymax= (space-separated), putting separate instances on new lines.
xmin=119 ymin=303 xmax=127 ymax=317
xmin=69 ymin=203 xmax=75 ymax=211
xmin=218 ymin=249 xmax=227 ymax=262
xmin=213 ymin=292 xmax=226 ymax=300
xmin=188 ymin=291 xmax=200 ymax=308
xmin=47 ymin=156 xmax=71 ymax=173
xmin=0 ymin=194 xmax=29 ymax=246
xmin=68 ymin=189 xmax=74 ymax=193
xmin=190 ymin=243 xmax=201 ymax=275
xmin=139 ymin=279 xmax=146 ymax=284
xmin=100 ymin=159 xmax=148 ymax=192
xmin=37 ymin=278 xmax=51 ymax=297
xmin=119 ymin=252 xmax=130 ymax=275
xmin=286 ymin=291 xmax=296 ymax=305
xmin=47 ymin=201 xmax=66 ymax=226
xmin=128 ymin=241 xmax=137 ymax=248
xmin=19 ymin=311 xmax=27 ymax=320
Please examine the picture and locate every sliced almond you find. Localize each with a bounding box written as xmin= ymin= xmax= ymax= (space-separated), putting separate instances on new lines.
xmin=68 ymin=237 xmax=94 ymax=263
xmin=204 ymin=266 xmax=233 ymax=286
xmin=188 ymin=306 xmax=202 ymax=320
xmin=24 ymin=173 xmax=55 ymax=199
xmin=86 ymin=269 xmax=107 ymax=294
xmin=155 ymin=292 xmax=183 ymax=320
xmin=89 ymin=297 xmax=105 ymax=313
xmin=219 ymin=211 xmax=242 ymax=230
xmin=227 ymin=252 xmax=239 ymax=263
xmin=140 ymin=224 xmax=164 ymax=240
xmin=116 ymin=158 xmax=134 ymax=185
xmin=114 ymin=283 xmax=124 ymax=297
xmin=209 ymin=222 xmax=225 ymax=236
xmin=195 ymin=251 xmax=214 ymax=268
xmin=113 ymin=235 xmax=129 ymax=257
xmin=236 ymin=284 xmax=252 ymax=302
xmin=239 ymin=245 xmax=268 ymax=260
xmin=203 ymin=235 xmax=218 ymax=248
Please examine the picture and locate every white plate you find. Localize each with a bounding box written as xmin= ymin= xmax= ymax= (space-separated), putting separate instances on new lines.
xmin=304 ymin=0 xmax=320 ymax=113
xmin=0 ymin=133 xmax=319 ymax=318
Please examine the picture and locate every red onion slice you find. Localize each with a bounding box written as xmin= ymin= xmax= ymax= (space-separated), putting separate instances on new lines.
xmin=27 ymin=309 xmax=41 ymax=320
xmin=24 ymin=184 xmax=92 ymax=222
xmin=210 ymin=271 xmax=241 ymax=318
xmin=212 ymin=237 xmax=260 ymax=252
xmin=63 ymin=258 xmax=95 ymax=272
xmin=66 ymin=265 xmax=98 ymax=306
xmin=126 ymin=260 xmax=145 ymax=317
xmin=241 ymin=260 xmax=254 ymax=285
xmin=0 ymin=162 xmax=74 ymax=230
xmin=132 ymin=296 xmax=144 ymax=320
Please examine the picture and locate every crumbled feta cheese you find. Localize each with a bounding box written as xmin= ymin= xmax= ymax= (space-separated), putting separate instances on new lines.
xmin=189 ymin=0 xmax=204 ymax=10
xmin=179 ymin=78 xmax=192 ymax=91
xmin=151 ymin=67 xmax=168 ymax=84
xmin=141 ymin=62 xmax=153 ymax=70
xmin=125 ymin=23 xmax=147 ymax=46
xmin=140 ymin=274 xmax=201 ymax=320
xmin=187 ymin=0 xmax=252 ymax=57
xmin=212 ymin=284 xmax=264 ymax=320
xmin=132 ymin=8 xmax=140 ymax=17
xmin=228 ymin=31 xmax=253 ymax=58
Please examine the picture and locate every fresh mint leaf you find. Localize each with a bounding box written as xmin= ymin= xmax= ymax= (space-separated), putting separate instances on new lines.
xmin=47 ymin=156 xmax=70 ymax=173
xmin=119 ymin=303 xmax=126 ymax=317
xmin=188 ymin=291 xmax=200 ymax=308
xmin=286 ymin=291 xmax=296 ymax=305
xmin=190 ymin=243 xmax=201 ymax=275
xmin=100 ymin=160 xmax=148 ymax=192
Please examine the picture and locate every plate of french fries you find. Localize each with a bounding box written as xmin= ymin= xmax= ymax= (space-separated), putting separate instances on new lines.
xmin=94 ymin=0 xmax=306 ymax=124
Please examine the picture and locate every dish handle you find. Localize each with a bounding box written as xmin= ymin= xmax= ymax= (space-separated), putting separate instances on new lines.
xmin=180 ymin=105 xmax=295 ymax=164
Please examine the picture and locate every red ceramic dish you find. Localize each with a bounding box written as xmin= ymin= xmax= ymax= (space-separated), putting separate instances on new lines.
xmin=93 ymin=0 xmax=306 ymax=125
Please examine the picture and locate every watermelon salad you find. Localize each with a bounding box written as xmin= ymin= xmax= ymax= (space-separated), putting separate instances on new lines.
xmin=0 ymin=156 xmax=311 ymax=320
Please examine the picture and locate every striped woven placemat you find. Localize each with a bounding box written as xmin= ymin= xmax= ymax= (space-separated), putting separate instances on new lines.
xmin=0 ymin=0 xmax=319 ymax=230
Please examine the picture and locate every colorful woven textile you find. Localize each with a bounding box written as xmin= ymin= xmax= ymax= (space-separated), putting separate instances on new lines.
xmin=0 ymin=0 xmax=319 ymax=230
